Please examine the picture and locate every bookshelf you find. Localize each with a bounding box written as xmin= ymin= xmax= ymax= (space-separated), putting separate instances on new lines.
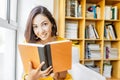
xmin=58 ymin=0 xmax=120 ymax=80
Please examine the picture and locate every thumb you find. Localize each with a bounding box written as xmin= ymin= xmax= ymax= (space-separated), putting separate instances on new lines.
xmin=28 ymin=61 xmax=33 ymax=72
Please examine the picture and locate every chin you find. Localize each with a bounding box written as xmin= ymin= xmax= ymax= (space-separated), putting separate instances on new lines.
xmin=40 ymin=37 xmax=48 ymax=41
xmin=41 ymin=38 xmax=47 ymax=41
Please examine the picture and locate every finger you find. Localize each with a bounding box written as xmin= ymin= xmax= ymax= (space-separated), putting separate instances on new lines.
xmin=45 ymin=67 xmax=53 ymax=76
xmin=40 ymin=66 xmax=53 ymax=77
xmin=36 ymin=61 xmax=45 ymax=72
xmin=50 ymin=72 xmax=58 ymax=79
xmin=28 ymin=62 xmax=33 ymax=72
xmin=50 ymin=72 xmax=54 ymax=77
xmin=43 ymin=66 xmax=53 ymax=75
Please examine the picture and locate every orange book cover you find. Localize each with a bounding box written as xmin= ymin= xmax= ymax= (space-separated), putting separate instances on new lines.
xmin=18 ymin=40 xmax=72 ymax=73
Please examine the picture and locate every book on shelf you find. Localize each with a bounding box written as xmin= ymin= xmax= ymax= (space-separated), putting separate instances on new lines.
xmin=85 ymin=41 xmax=101 ymax=59
xmin=86 ymin=3 xmax=94 ymax=18
xmin=85 ymin=24 xmax=99 ymax=39
xmin=104 ymin=46 xmax=118 ymax=59
xmin=105 ymin=6 xmax=118 ymax=20
xmin=89 ymin=50 xmax=101 ymax=59
xmin=88 ymin=43 xmax=101 ymax=59
xmin=104 ymin=41 xmax=118 ymax=59
xmin=85 ymin=61 xmax=100 ymax=73
xmin=85 ymin=65 xmax=100 ymax=73
xmin=96 ymin=5 xmax=101 ymax=19
xmin=18 ymin=40 xmax=72 ymax=73
xmin=66 ymin=0 xmax=71 ymax=17
xmin=92 ymin=25 xmax=99 ymax=39
xmin=104 ymin=24 xmax=117 ymax=40
xmin=77 ymin=3 xmax=82 ymax=17
xmin=92 ymin=4 xmax=97 ymax=18
xmin=111 ymin=6 xmax=118 ymax=20
xmin=108 ymin=24 xmax=116 ymax=40
xmin=70 ymin=0 xmax=76 ymax=17
xmin=109 ymin=48 xmax=118 ymax=59
xmin=88 ymin=24 xmax=96 ymax=39
xmin=105 ymin=6 xmax=112 ymax=20
xmin=65 ymin=21 xmax=78 ymax=39
xmin=86 ymin=3 xmax=100 ymax=19
xmin=103 ymin=62 xmax=112 ymax=78
xmin=66 ymin=0 xmax=82 ymax=17
xmin=84 ymin=61 xmax=95 ymax=66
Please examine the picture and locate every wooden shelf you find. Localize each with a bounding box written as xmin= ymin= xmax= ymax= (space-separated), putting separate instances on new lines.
xmin=58 ymin=0 xmax=120 ymax=79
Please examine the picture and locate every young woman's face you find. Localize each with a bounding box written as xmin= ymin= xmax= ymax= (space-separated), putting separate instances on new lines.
xmin=32 ymin=14 xmax=52 ymax=41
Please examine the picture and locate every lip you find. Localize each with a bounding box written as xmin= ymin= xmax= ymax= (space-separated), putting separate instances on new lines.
xmin=40 ymin=33 xmax=47 ymax=38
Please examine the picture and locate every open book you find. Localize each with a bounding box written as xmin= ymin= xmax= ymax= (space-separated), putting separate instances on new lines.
xmin=18 ymin=40 xmax=72 ymax=73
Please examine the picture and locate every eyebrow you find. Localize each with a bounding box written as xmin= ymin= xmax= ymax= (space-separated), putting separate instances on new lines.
xmin=32 ymin=24 xmax=37 ymax=26
xmin=32 ymin=20 xmax=48 ymax=25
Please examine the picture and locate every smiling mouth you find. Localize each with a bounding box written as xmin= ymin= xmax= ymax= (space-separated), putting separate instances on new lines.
xmin=40 ymin=33 xmax=47 ymax=38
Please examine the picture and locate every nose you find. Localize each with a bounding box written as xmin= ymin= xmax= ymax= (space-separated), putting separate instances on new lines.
xmin=36 ymin=26 xmax=45 ymax=35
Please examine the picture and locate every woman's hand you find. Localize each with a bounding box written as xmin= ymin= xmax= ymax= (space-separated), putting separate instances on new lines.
xmin=50 ymin=71 xmax=67 ymax=80
xmin=50 ymin=72 xmax=58 ymax=80
xmin=26 ymin=61 xmax=53 ymax=80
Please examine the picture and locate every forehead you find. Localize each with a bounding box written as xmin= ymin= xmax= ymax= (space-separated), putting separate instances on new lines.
xmin=33 ymin=14 xmax=49 ymax=24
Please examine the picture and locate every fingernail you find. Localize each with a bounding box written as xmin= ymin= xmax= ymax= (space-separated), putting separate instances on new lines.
xmin=42 ymin=61 xmax=45 ymax=64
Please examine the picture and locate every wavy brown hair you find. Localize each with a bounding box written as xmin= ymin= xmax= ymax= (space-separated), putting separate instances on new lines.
xmin=24 ymin=6 xmax=57 ymax=43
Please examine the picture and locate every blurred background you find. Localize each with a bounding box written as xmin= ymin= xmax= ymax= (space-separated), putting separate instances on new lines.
xmin=0 ymin=0 xmax=59 ymax=80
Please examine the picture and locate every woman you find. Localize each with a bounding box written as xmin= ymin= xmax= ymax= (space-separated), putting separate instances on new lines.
xmin=23 ymin=5 xmax=72 ymax=80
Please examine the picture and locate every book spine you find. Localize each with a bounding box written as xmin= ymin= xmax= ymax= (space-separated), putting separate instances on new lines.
xmin=38 ymin=47 xmax=48 ymax=70
xmin=45 ymin=45 xmax=52 ymax=68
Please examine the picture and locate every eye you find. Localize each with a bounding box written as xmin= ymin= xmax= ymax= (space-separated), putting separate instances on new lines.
xmin=43 ymin=22 xmax=48 ymax=26
xmin=33 ymin=25 xmax=38 ymax=28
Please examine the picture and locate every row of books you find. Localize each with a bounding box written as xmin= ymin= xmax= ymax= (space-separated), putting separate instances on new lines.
xmin=66 ymin=2 xmax=118 ymax=20
xmin=85 ymin=41 xmax=101 ymax=59
xmin=85 ymin=61 xmax=100 ymax=73
xmin=104 ymin=24 xmax=117 ymax=40
xmin=104 ymin=46 xmax=118 ymax=59
xmin=86 ymin=4 xmax=118 ymax=20
xmin=105 ymin=6 xmax=118 ymax=20
xmin=86 ymin=3 xmax=100 ymax=19
xmin=85 ymin=24 xmax=99 ymax=39
xmin=104 ymin=41 xmax=118 ymax=59
xmin=66 ymin=0 xmax=82 ymax=17
xmin=65 ymin=21 xmax=78 ymax=39
xmin=85 ymin=60 xmax=113 ymax=78
xmin=65 ymin=22 xmax=118 ymax=40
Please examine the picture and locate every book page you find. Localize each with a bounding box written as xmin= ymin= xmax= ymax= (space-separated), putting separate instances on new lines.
xmin=68 ymin=63 xmax=106 ymax=80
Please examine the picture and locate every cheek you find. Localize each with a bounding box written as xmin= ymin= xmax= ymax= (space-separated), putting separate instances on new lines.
xmin=33 ymin=28 xmax=36 ymax=32
xmin=45 ymin=26 xmax=52 ymax=33
xmin=33 ymin=28 xmax=39 ymax=35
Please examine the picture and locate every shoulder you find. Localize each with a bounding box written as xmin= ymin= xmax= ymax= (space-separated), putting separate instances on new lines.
xmin=56 ymin=36 xmax=66 ymax=41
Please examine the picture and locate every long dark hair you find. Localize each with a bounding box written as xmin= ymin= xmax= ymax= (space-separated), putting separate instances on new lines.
xmin=24 ymin=6 xmax=57 ymax=43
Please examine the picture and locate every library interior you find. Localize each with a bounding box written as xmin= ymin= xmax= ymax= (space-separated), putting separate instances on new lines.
xmin=0 ymin=0 xmax=120 ymax=80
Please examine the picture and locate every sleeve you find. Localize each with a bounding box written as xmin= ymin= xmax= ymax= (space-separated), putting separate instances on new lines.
xmin=41 ymin=73 xmax=72 ymax=80
xmin=22 ymin=73 xmax=28 ymax=80
xmin=22 ymin=74 xmax=54 ymax=80
xmin=22 ymin=74 xmax=72 ymax=80
xmin=39 ymin=77 xmax=54 ymax=80
xmin=64 ymin=73 xmax=72 ymax=80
